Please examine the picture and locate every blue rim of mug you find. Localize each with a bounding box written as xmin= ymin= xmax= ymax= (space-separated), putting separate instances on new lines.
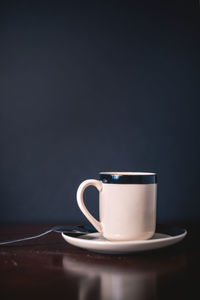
xmin=99 ymin=172 xmax=157 ymax=184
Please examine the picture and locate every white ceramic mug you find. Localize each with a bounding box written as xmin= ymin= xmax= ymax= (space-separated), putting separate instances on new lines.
xmin=77 ymin=172 xmax=157 ymax=241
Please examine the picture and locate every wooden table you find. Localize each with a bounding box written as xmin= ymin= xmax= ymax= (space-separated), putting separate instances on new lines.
xmin=0 ymin=223 xmax=199 ymax=300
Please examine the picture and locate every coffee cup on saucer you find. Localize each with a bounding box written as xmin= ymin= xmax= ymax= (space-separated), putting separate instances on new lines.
xmin=77 ymin=172 xmax=157 ymax=241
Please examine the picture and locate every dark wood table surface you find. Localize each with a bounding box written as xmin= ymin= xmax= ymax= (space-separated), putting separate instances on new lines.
xmin=0 ymin=223 xmax=199 ymax=300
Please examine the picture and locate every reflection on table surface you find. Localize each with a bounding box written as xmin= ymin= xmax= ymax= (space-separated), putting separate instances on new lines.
xmin=62 ymin=250 xmax=187 ymax=300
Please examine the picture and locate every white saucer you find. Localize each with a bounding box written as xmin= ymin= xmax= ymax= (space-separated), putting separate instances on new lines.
xmin=62 ymin=225 xmax=187 ymax=254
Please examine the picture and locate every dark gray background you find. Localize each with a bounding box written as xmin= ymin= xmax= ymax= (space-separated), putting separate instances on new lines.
xmin=0 ymin=0 xmax=200 ymax=223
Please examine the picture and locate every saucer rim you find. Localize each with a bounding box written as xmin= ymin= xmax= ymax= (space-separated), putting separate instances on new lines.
xmin=62 ymin=227 xmax=187 ymax=245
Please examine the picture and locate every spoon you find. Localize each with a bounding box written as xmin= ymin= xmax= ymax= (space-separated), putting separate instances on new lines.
xmin=0 ymin=225 xmax=95 ymax=246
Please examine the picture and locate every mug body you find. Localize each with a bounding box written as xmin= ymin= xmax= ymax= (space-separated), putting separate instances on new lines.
xmin=99 ymin=172 xmax=157 ymax=241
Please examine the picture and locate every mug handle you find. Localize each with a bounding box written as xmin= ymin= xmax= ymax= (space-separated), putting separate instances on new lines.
xmin=77 ymin=179 xmax=103 ymax=233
